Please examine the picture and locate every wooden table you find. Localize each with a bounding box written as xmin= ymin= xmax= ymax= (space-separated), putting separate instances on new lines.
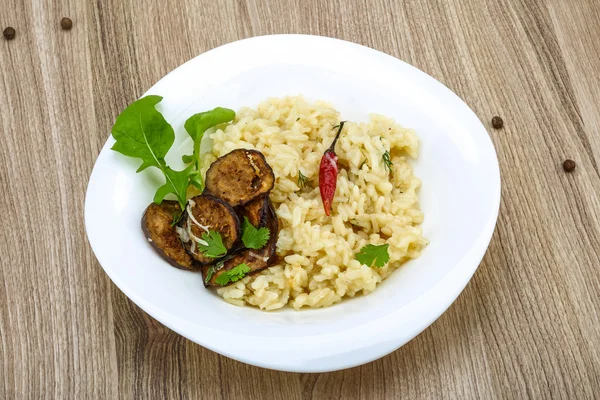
xmin=2 ymin=0 xmax=599 ymax=398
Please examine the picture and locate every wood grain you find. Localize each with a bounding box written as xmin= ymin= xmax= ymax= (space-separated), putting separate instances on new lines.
xmin=1 ymin=0 xmax=599 ymax=398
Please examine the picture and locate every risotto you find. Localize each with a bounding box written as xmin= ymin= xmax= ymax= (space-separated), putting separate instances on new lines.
xmin=200 ymin=96 xmax=427 ymax=310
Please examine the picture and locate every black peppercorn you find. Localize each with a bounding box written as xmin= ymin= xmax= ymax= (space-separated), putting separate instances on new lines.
xmin=491 ymin=116 xmax=503 ymax=129
xmin=3 ymin=27 xmax=15 ymax=40
xmin=563 ymin=159 xmax=576 ymax=172
xmin=60 ymin=18 xmax=73 ymax=30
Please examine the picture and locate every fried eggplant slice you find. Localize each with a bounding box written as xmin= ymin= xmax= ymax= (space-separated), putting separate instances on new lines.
xmin=141 ymin=201 xmax=198 ymax=271
xmin=204 ymin=149 xmax=275 ymax=206
xmin=202 ymin=200 xmax=279 ymax=287
xmin=235 ymin=195 xmax=268 ymax=228
xmin=179 ymin=195 xmax=240 ymax=264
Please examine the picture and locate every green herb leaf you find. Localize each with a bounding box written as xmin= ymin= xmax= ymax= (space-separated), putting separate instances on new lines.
xmin=241 ymin=217 xmax=270 ymax=249
xmin=111 ymin=98 xmax=236 ymax=221
xmin=181 ymin=154 xmax=195 ymax=164
xmin=153 ymin=165 xmax=193 ymax=205
xmin=111 ymin=95 xmax=174 ymax=172
xmin=188 ymin=170 xmax=203 ymax=190
xmin=171 ymin=212 xmax=185 ymax=227
xmin=215 ymin=263 xmax=251 ymax=286
xmin=382 ymin=150 xmax=393 ymax=172
xmin=206 ymin=258 xmax=227 ymax=283
xmin=298 ymin=170 xmax=308 ymax=189
xmin=355 ymin=244 xmax=390 ymax=268
xmin=197 ymin=230 xmax=227 ymax=258
xmin=184 ymin=107 xmax=235 ymax=142
xmin=111 ymin=96 xmax=190 ymax=212
xmin=204 ymin=266 xmax=216 ymax=284
xmin=184 ymin=107 xmax=235 ymax=191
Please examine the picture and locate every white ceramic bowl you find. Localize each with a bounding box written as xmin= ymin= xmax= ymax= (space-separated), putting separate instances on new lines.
xmin=85 ymin=34 xmax=500 ymax=372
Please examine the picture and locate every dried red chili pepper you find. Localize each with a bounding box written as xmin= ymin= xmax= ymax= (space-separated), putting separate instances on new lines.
xmin=319 ymin=121 xmax=346 ymax=216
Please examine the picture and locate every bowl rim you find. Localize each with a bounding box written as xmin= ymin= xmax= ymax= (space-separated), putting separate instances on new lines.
xmin=85 ymin=34 xmax=501 ymax=372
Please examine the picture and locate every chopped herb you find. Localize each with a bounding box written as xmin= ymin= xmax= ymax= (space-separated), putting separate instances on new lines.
xmin=298 ymin=170 xmax=308 ymax=189
xmin=197 ymin=230 xmax=227 ymax=258
xmin=296 ymin=117 xmax=300 ymax=121
xmin=241 ymin=217 xmax=270 ymax=249
xmin=382 ymin=150 xmax=393 ymax=172
xmin=333 ymin=123 xmax=341 ymax=129
xmin=204 ymin=266 xmax=216 ymax=284
xmin=355 ymin=244 xmax=390 ymax=268
xmin=215 ymin=263 xmax=251 ymax=286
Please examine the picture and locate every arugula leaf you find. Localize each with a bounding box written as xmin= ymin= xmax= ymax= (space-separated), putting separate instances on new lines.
xmin=153 ymin=165 xmax=193 ymax=205
xmin=215 ymin=263 xmax=251 ymax=286
xmin=111 ymin=96 xmax=174 ymax=172
xmin=182 ymin=107 xmax=235 ymax=190
xmin=111 ymin=96 xmax=191 ymax=211
xmin=382 ymin=150 xmax=393 ymax=173
xmin=355 ymin=244 xmax=390 ymax=268
xmin=181 ymin=154 xmax=195 ymax=164
xmin=241 ymin=217 xmax=270 ymax=249
xmin=187 ymin=170 xmax=203 ymax=190
xmin=184 ymin=107 xmax=235 ymax=142
xmin=111 ymin=97 xmax=238 ymax=222
xmin=197 ymin=230 xmax=227 ymax=258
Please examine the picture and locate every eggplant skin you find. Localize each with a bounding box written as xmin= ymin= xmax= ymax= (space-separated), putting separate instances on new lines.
xmin=203 ymin=200 xmax=279 ymax=287
xmin=204 ymin=149 xmax=275 ymax=206
xmin=181 ymin=195 xmax=241 ymax=264
xmin=141 ymin=201 xmax=199 ymax=271
xmin=235 ymin=196 xmax=268 ymax=228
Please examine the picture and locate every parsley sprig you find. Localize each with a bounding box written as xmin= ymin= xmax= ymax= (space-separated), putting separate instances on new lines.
xmin=197 ymin=230 xmax=227 ymax=258
xmin=241 ymin=217 xmax=270 ymax=249
xmin=355 ymin=244 xmax=390 ymax=268
xmin=215 ymin=263 xmax=251 ymax=286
